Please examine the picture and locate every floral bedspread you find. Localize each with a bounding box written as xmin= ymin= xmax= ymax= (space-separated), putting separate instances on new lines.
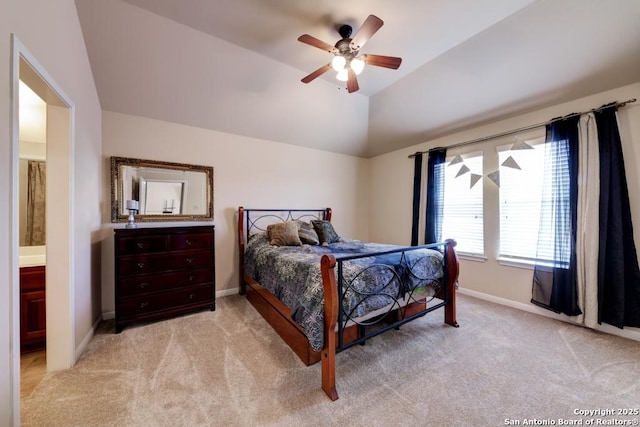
xmin=244 ymin=234 xmax=444 ymax=351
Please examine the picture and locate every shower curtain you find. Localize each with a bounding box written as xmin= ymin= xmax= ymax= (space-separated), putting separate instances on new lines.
xmin=25 ymin=160 xmax=46 ymax=246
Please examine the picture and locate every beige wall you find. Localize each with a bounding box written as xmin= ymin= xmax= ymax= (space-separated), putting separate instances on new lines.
xmin=370 ymin=81 xmax=640 ymax=331
xmin=0 ymin=2 xmax=11 ymax=422
xmin=100 ymin=111 xmax=370 ymax=314
xmin=0 ymin=0 xmax=102 ymax=424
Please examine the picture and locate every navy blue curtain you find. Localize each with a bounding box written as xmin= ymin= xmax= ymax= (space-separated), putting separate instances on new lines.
xmin=410 ymin=153 xmax=423 ymax=246
xmin=425 ymin=148 xmax=447 ymax=244
xmin=531 ymin=116 xmax=582 ymax=316
xmin=595 ymin=105 xmax=640 ymax=327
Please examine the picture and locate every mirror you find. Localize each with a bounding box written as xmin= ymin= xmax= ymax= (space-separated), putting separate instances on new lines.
xmin=111 ymin=156 xmax=213 ymax=223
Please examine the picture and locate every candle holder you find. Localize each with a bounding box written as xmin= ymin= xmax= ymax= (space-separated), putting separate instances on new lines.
xmin=125 ymin=200 xmax=139 ymax=228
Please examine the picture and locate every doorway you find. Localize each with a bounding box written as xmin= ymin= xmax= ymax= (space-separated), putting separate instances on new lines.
xmin=11 ymin=37 xmax=76 ymax=418
xmin=18 ymin=76 xmax=47 ymax=397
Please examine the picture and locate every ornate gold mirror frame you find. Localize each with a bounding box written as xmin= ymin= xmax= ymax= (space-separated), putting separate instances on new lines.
xmin=110 ymin=156 xmax=214 ymax=223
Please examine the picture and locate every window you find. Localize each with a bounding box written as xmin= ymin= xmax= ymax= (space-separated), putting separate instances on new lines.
xmin=498 ymin=136 xmax=566 ymax=264
xmin=498 ymin=140 xmax=544 ymax=260
xmin=442 ymin=151 xmax=484 ymax=256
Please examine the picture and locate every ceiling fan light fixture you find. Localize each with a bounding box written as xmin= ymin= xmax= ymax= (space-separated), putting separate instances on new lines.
xmin=331 ymin=55 xmax=346 ymax=71
xmin=298 ymin=15 xmax=400 ymax=93
xmin=351 ymin=57 xmax=365 ymax=75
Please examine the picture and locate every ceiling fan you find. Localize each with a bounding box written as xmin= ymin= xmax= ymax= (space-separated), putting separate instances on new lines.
xmin=298 ymin=14 xmax=402 ymax=94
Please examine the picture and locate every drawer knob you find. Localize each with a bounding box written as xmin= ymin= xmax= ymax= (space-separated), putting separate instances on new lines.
xmin=188 ymin=275 xmax=196 ymax=281
xmin=139 ymin=301 xmax=150 ymax=308
xmin=137 ymin=262 xmax=146 ymax=269
xmin=138 ymin=282 xmax=150 ymax=289
xmin=136 ymin=242 xmax=149 ymax=249
xmin=186 ymin=239 xmax=193 ymax=246
xmin=186 ymin=257 xmax=196 ymax=263
xmin=189 ymin=293 xmax=197 ymax=300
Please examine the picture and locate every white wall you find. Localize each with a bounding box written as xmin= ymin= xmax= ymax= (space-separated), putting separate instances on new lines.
xmin=0 ymin=1 xmax=102 ymax=424
xmin=100 ymin=111 xmax=370 ymax=314
xmin=0 ymin=2 xmax=12 ymax=423
xmin=370 ymin=81 xmax=640 ymax=331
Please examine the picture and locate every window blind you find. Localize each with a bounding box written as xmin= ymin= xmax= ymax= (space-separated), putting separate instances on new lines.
xmin=442 ymin=152 xmax=484 ymax=256
xmin=498 ymin=138 xmax=567 ymax=263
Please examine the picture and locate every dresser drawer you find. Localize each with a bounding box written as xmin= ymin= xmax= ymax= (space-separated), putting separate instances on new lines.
xmin=170 ymin=232 xmax=213 ymax=251
xmin=118 ymin=284 xmax=213 ymax=317
xmin=118 ymin=268 xmax=213 ymax=297
xmin=116 ymin=235 xmax=169 ymax=255
xmin=117 ymin=250 xmax=213 ymax=276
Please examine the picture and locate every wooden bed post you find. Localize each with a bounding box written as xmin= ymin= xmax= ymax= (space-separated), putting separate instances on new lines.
xmin=238 ymin=206 xmax=246 ymax=295
xmin=325 ymin=207 xmax=332 ymax=221
xmin=320 ymin=254 xmax=339 ymax=401
xmin=444 ymin=239 xmax=460 ymax=328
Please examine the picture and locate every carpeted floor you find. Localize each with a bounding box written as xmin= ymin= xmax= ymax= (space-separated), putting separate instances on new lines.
xmin=21 ymin=293 xmax=640 ymax=427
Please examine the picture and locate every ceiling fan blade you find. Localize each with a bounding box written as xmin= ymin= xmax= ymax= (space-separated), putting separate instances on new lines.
xmin=350 ymin=15 xmax=384 ymax=51
xmin=347 ymin=68 xmax=359 ymax=93
xmin=363 ymin=54 xmax=402 ymax=70
xmin=301 ymin=64 xmax=331 ymax=84
xmin=298 ymin=34 xmax=338 ymax=53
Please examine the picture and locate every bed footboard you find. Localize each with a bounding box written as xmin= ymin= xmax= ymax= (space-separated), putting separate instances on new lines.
xmin=319 ymin=239 xmax=459 ymax=401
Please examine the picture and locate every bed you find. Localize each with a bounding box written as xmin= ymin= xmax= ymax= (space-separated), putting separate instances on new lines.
xmin=237 ymin=207 xmax=459 ymax=400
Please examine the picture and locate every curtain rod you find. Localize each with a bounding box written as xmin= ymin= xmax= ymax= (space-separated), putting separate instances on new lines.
xmin=408 ymin=98 xmax=636 ymax=158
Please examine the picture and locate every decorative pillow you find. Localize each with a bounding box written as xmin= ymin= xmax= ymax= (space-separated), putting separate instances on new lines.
xmin=266 ymin=221 xmax=302 ymax=246
xmin=311 ymin=220 xmax=341 ymax=245
xmin=297 ymin=220 xmax=320 ymax=245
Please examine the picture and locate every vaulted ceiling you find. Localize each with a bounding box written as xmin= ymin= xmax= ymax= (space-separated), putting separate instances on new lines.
xmin=76 ymin=0 xmax=640 ymax=158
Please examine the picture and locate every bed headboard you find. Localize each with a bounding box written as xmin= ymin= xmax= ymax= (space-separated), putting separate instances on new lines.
xmin=237 ymin=206 xmax=332 ymax=294
xmin=239 ymin=207 xmax=331 ymax=241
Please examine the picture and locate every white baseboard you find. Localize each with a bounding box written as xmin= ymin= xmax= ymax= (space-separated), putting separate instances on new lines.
xmin=75 ymin=315 xmax=102 ymax=363
xmin=102 ymin=311 xmax=115 ymax=320
xmin=216 ymin=287 xmax=239 ymax=298
xmin=458 ymin=287 xmax=640 ymax=342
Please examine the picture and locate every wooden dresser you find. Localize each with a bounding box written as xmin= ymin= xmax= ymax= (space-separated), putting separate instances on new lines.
xmin=114 ymin=226 xmax=215 ymax=333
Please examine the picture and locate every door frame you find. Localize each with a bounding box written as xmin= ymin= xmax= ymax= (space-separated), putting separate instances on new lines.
xmin=10 ymin=34 xmax=76 ymax=424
